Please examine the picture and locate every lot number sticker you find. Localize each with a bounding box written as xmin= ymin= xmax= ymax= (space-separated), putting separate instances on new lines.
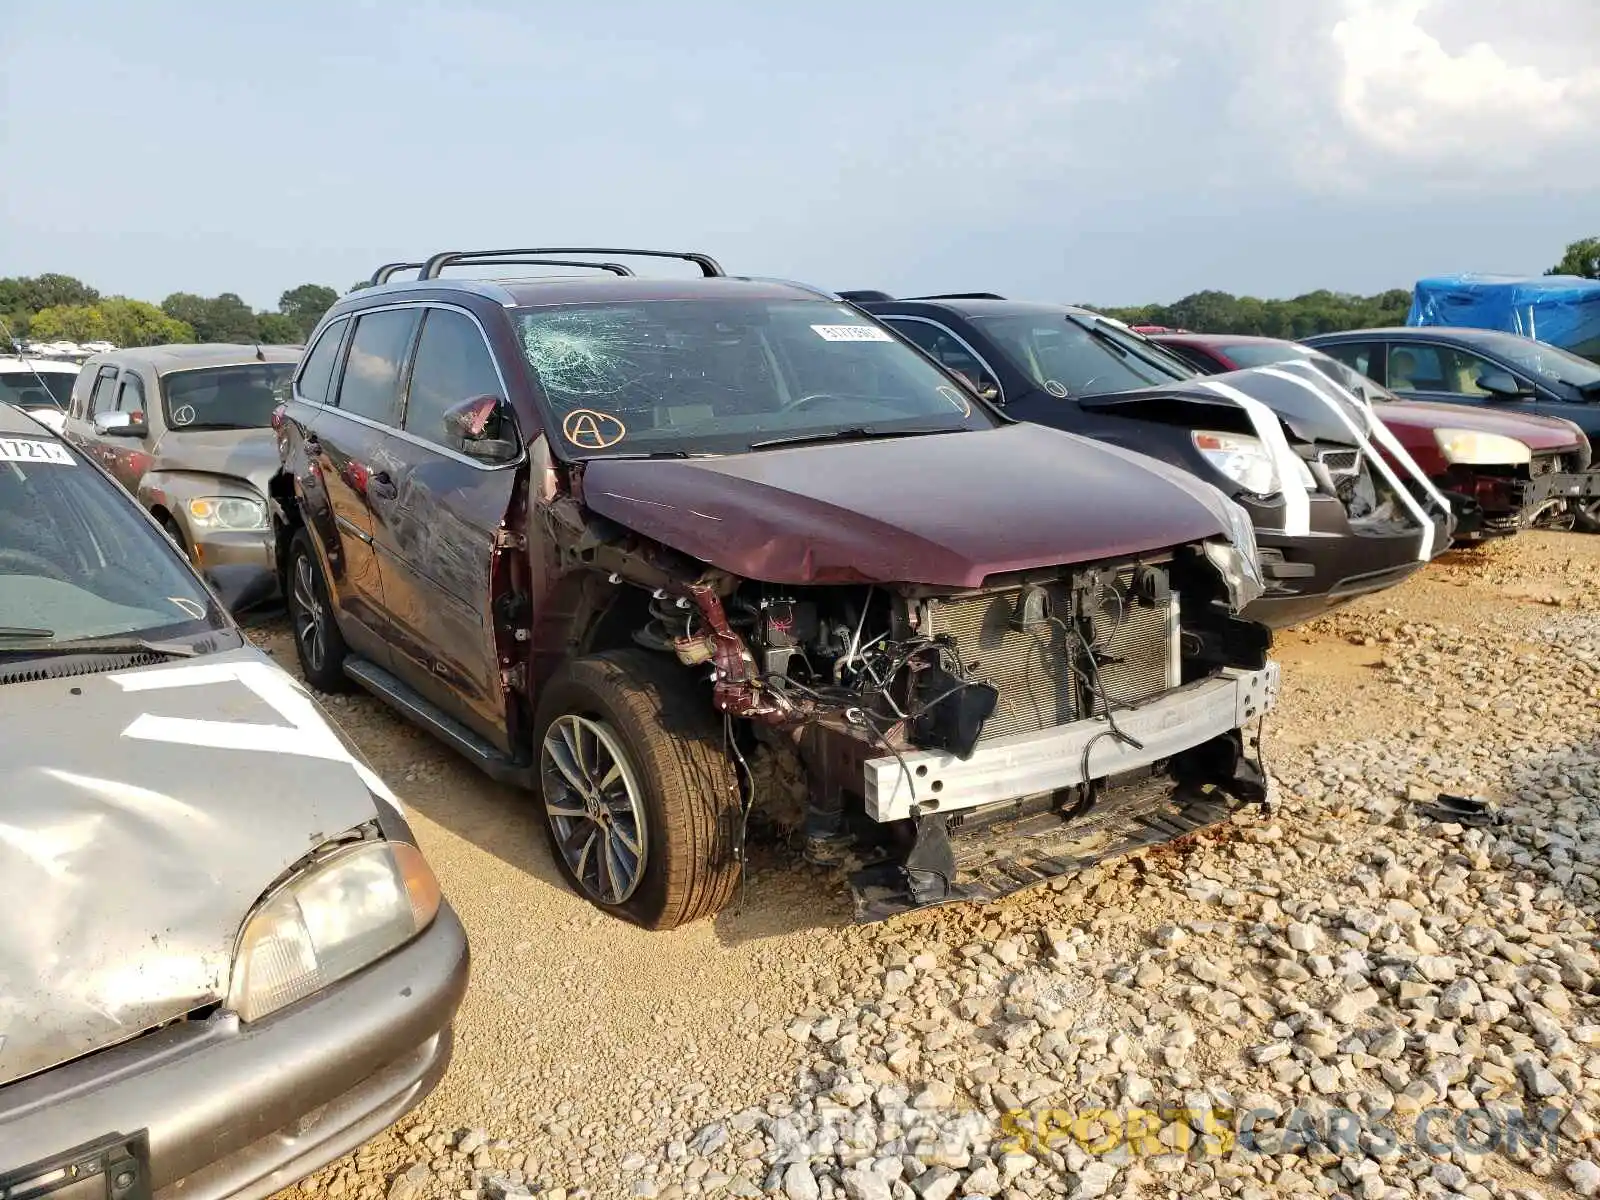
xmin=811 ymin=324 xmax=893 ymax=342
xmin=0 ymin=437 xmax=72 ymax=465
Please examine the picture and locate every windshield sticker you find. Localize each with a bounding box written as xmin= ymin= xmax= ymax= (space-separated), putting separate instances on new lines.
xmin=562 ymin=408 xmax=628 ymax=450
xmin=171 ymin=404 xmax=197 ymax=427
xmin=1044 ymin=380 xmax=1070 ymax=398
xmin=937 ymin=385 xmax=972 ymax=417
xmin=0 ymin=437 xmax=72 ymax=465
xmin=811 ymin=324 xmax=893 ymax=343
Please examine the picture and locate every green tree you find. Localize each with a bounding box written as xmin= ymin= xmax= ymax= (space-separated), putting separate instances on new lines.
xmin=277 ymin=283 xmax=338 ymax=339
xmin=1094 ymin=286 xmax=1412 ymax=337
xmin=100 ymin=299 xmax=195 ymax=347
xmin=29 ymin=304 xmax=112 ymax=343
xmin=1547 ymin=237 xmax=1600 ymax=280
xmin=160 ymin=291 xmax=260 ymax=342
xmin=256 ymin=312 xmax=303 ymax=344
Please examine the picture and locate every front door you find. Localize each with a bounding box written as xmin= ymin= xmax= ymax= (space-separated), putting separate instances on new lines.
xmin=102 ymin=368 xmax=154 ymax=494
xmin=310 ymin=307 xmax=421 ymax=659
xmin=371 ymin=305 xmax=522 ymax=751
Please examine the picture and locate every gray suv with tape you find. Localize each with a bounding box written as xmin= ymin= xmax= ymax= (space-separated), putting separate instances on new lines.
xmin=845 ymin=293 xmax=1455 ymax=627
xmin=0 ymin=403 xmax=467 ymax=1198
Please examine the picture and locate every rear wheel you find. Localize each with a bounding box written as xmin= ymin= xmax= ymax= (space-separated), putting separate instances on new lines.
xmin=287 ymin=529 xmax=350 ymax=692
xmin=1575 ymin=500 xmax=1600 ymax=533
xmin=533 ymin=649 xmax=742 ymax=929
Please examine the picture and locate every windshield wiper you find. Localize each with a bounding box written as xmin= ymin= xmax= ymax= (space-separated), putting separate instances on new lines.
xmin=0 ymin=626 xmax=54 ymax=637
xmin=748 ymin=426 xmax=956 ymax=451
xmin=0 ymin=635 xmax=199 ymax=658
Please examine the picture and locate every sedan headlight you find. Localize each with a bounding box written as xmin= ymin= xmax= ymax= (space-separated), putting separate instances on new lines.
xmin=229 ymin=840 xmax=441 ymax=1022
xmin=188 ymin=495 xmax=269 ymax=531
xmin=1192 ymin=431 xmax=1281 ymax=496
xmin=1433 ymin=429 xmax=1532 ymax=466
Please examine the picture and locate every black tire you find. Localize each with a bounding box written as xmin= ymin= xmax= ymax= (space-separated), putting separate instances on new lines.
xmin=532 ymin=649 xmax=742 ymax=929
xmin=286 ymin=529 xmax=351 ymax=692
xmin=1575 ymin=501 xmax=1600 ymax=534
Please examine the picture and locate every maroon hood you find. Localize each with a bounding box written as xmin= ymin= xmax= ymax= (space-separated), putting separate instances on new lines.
xmin=578 ymin=424 xmax=1236 ymax=587
xmin=1377 ymin=401 xmax=1586 ymax=452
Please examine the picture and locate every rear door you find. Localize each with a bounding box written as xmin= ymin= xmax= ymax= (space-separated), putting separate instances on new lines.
xmin=305 ymin=307 xmax=420 ymax=660
xmin=371 ymin=304 xmax=523 ymax=750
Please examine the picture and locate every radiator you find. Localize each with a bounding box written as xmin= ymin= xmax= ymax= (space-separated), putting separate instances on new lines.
xmin=924 ymin=569 xmax=1179 ymax=743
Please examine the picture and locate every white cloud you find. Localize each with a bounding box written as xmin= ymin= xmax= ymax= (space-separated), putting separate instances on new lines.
xmin=1327 ymin=0 xmax=1600 ymax=166
xmin=1201 ymin=0 xmax=1600 ymax=193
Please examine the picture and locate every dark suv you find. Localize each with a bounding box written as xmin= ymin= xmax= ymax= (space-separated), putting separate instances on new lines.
xmin=271 ymin=248 xmax=1280 ymax=928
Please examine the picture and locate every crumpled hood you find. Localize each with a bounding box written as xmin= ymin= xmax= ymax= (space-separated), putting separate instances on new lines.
xmin=152 ymin=427 xmax=279 ymax=498
xmin=0 ymin=646 xmax=386 ymax=1085
xmin=580 ymin=424 xmax=1239 ymax=587
xmin=1377 ymin=401 xmax=1586 ymax=452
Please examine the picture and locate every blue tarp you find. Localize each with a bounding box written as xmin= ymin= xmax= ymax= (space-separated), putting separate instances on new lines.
xmin=1408 ymin=273 xmax=1600 ymax=360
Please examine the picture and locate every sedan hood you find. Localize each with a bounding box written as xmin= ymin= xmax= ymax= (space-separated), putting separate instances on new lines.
xmin=0 ymin=646 xmax=385 ymax=1085
xmin=580 ymin=424 xmax=1238 ymax=587
xmin=1377 ymin=401 xmax=1585 ymax=451
xmin=152 ymin=427 xmax=279 ymax=498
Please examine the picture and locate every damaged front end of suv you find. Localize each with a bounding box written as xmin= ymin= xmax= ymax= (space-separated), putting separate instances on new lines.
xmin=277 ymin=256 xmax=1281 ymax=928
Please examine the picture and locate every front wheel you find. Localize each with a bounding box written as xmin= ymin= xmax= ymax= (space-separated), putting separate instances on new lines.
xmin=287 ymin=529 xmax=351 ymax=692
xmin=533 ymin=649 xmax=742 ymax=929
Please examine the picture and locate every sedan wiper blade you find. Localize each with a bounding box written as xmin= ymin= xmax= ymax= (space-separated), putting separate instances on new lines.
xmin=748 ymin=426 xmax=956 ymax=451
xmin=0 ymin=635 xmax=199 ymax=658
xmin=0 ymin=626 xmax=54 ymax=637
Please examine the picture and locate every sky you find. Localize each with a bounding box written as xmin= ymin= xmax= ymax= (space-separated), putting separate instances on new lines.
xmin=3 ymin=0 xmax=1597 ymax=310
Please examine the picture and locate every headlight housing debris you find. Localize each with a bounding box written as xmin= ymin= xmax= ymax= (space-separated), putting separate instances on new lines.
xmin=229 ymin=840 xmax=441 ymax=1021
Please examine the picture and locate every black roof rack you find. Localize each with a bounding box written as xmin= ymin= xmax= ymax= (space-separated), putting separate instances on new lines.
xmin=906 ymin=292 xmax=1007 ymax=301
xmin=371 ymin=257 xmax=639 ymax=286
xmin=371 ymin=262 xmax=425 ymax=285
xmin=418 ymin=247 xmax=724 ymax=280
xmin=837 ymin=289 xmax=895 ymax=302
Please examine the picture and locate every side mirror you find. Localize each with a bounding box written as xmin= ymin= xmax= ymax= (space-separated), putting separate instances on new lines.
xmin=953 ymin=370 xmax=1002 ymax=405
xmin=1477 ymin=370 xmax=1529 ymax=400
xmin=94 ymin=410 xmax=147 ymax=437
xmin=443 ymin=395 xmax=520 ymax=463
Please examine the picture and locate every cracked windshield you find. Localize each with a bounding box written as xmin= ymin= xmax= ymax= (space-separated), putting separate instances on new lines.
xmin=517 ymin=299 xmax=995 ymax=454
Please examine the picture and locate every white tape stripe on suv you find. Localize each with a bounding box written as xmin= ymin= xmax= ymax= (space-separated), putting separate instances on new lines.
xmin=1194 ymin=378 xmax=1312 ymax=536
xmin=1253 ymin=366 xmax=1440 ymax=561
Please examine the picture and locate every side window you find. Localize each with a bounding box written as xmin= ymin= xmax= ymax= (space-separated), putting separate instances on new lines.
xmin=115 ymin=371 xmax=146 ymax=417
xmin=1401 ymin=344 xmax=1508 ymax=397
xmin=296 ymin=317 xmax=347 ymax=404
xmin=335 ymin=310 xmax=419 ymax=425
xmin=1386 ymin=343 xmax=1448 ymax=393
xmin=404 ymin=309 xmax=505 ymax=445
xmin=1320 ymin=341 xmax=1380 ymax=382
xmin=87 ymin=365 xmax=120 ymax=416
xmin=885 ymin=319 xmax=1001 ymax=398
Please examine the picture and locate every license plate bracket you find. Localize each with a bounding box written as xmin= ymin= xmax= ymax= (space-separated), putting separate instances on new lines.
xmin=0 ymin=1131 xmax=151 ymax=1200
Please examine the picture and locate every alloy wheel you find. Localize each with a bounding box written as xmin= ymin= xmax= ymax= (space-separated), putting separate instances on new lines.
xmin=292 ymin=553 xmax=326 ymax=674
xmin=540 ymin=715 xmax=649 ymax=904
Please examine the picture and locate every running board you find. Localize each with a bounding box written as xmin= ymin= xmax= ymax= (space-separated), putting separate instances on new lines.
xmin=342 ymin=657 xmax=535 ymax=788
xmin=848 ymin=776 xmax=1258 ymax=923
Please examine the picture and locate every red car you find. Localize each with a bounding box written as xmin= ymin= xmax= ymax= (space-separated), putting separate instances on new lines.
xmin=1154 ymin=333 xmax=1600 ymax=538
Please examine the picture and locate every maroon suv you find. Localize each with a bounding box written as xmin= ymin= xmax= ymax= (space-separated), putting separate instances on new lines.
xmin=271 ymin=248 xmax=1279 ymax=927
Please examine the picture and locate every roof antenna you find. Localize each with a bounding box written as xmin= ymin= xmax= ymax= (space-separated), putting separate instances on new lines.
xmin=254 ymin=343 xmax=266 ymax=361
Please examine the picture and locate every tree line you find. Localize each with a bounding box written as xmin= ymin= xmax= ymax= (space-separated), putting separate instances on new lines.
xmin=1 ymin=274 xmax=340 ymax=349
xmin=4 ymin=238 xmax=1595 ymax=350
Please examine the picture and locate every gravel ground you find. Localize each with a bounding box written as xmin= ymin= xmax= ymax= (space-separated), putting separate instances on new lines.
xmin=266 ymin=530 xmax=1600 ymax=1200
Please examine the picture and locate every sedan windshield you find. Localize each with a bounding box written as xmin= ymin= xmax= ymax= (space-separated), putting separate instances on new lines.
xmin=973 ymin=314 xmax=1193 ymax=397
xmin=1482 ymin=335 xmax=1600 ymax=390
xmin=0 ymin=369 xmax=76 ymax=409
xmin=0 ymin=436 xmax=224 ymax=645
xmin=162 ymin=363 xmax=295 ymax=431
xmin=515 ymin=299 xmax=996 ymax=456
